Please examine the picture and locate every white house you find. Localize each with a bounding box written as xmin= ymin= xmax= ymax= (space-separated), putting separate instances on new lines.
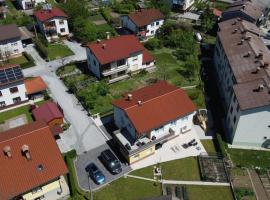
xmin=214 ymin=18 xmax=270 ymax=149
xmin=112 ymin=81 xmax=197 ymax=163
xmin=121 ymin=9 xmax=164 ymax=39
xmin=171 ymin=0 xmax=194 ymax=11
xmin=0 ymin=65 xmax=28 ymax=108
xmin=86 ymin=35 xmax=155 ymax=83
xmin=0 ymin=24 xmax=24 ymax=60
xmin=34 ymin=7 xmax=69 ymax=42
xmin=17 ymin=0 xmax=45 ymax=10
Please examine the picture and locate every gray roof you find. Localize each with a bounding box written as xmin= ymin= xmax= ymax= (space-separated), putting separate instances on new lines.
xmin=217 ymin=18 xmax=270 ymax=110
xmin=0 ymin=24 xmax=21 ymax=42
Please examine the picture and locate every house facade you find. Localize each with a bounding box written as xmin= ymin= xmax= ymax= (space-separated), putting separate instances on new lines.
xmin=221 ymin=0 xmax=264 ymax=25
xmin=112 ymin=81 xmax=196 ymax=164
xmin=17 ymin=0 xmax=45 ymax=10
xmin=86 ymin=35 xmax=155 ymax=83
xmin=0 ymin=24 xmax=24 ymax=60
xmin=121 ymin=9 xmax=164 ymax=39
xmin=170 ymin=0 xmax=194 ymax=11
xmin=34 ymin=7 xmax=69 ymax=42
xmin=0 ymin=65 xmax=28 ymax=109
xmin=213 ymin=18 xmax=270 ymax=149
xmin=0 ymin=121 xmax=70 ymax=200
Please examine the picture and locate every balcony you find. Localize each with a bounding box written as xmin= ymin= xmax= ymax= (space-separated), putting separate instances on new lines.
xmin=102 ymin=65 xmax=129 ymax=76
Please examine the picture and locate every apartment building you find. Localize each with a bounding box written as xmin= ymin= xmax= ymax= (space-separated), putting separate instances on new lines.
xmin=0 ymin=121 xmax=69 ymax=200
xmin=0 ymin=24 xmax=24 ymax=60
xmin=170 ymin=0 xmax=194 ymax=11
xmin=121 ymin=9 xmax=164 ymax=39
xmin=214 ymin=18 xmax=270 ymax=148
xmin=17 ymin=0 xmax=45 ymax=10
xmin=112 ymin=81 xmax=196 ymax=164
xmin=86 ymin=35 xmax=155 ymax=83
xmin=34 ymin=6 xmax=69 ymax=42
xmin=221 ymin=0 xmax=264 ymax=25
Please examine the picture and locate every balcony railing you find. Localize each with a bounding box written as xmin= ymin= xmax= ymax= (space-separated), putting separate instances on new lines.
xmin=102 ymin=65 xmax=129 ymax=76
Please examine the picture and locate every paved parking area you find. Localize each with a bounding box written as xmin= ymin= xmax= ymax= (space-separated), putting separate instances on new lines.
xmin=74 ymin=143 xmax=132 ymax=191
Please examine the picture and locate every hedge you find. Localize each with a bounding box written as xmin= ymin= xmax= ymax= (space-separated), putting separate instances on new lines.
xmin=33 ymin=39 xmax=48 ymax=59
xmin=20 ymin=52 xmax=35 ymax=69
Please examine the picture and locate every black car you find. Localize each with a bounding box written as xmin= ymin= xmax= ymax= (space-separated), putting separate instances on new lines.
xmin=86 ymin=163 xmax=105 ymax=185
xmin=100 ymin=149 xmax=122 ymax=174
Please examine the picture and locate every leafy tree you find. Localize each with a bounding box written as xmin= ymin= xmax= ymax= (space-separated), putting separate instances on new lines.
xmin=193 ymin=0 xmax=208 ymax=11
xmin=72 ymin=17 xmax=97 ymax=43
xmin=200 ymin=6 xmax=215 ymax=33
xmin=144 ymin=38 xmax=162 ymax=50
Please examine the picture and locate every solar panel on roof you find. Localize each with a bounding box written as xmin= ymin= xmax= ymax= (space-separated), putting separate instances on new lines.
xmin=0 ymin=66 xmax=24 ymax=85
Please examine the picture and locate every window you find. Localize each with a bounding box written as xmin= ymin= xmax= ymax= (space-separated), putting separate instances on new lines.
xmin=9 ymin=87 xmax=18 ymax=93
xmin=151 ymin=30 xmax=154 ymax=34
xmin=60 ymin=28 xmax=65 ymax=33
xmin=171 ymin=121 xmax=176 ymax=126
xmin=93 ymin=60 xmax=96 ymax=66
xmin=117 ymin=59 xmax=125 ymax=66
xmin=230 ymin=106 xmax=233 ymax=114
xmin=133 ymin=56 xmax=138 ymax=61
xmin=233 ymin=116 xmax=236 ymax=124
xmin=236 ymin=104 xmax=240 ymax=112
xmin=59 ymin=20 xmax=65 ymax=25
xmin=13 ymin=97 xmax=21 ymax=104
xmin=32 ymin=187 xmax=42 ymax=194
xmin=0 ymin=91 xmax=2 ymax=96
xmin=11 ymin=42 xmax=17 ymax=46
xmin=156 ymin=21 xmax=159 ymax=26
xmin=182 ymin=126 xmax=187 ymax=130
xmin=151 ymin=22 xmax=154 ymax=26
xmin=0 ymin=101 xmax=5 ymax=107
xmin=14 ymin=49 xmax=18 ymax=53
xmin=233 ymin=94 xmax=236 ymax=102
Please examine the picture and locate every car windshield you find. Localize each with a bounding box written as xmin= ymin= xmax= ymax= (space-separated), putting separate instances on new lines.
xmin=110 ymin=160 xmax=121 ymax=169
xmin=90 ymin=164 xmax=98 ymax=172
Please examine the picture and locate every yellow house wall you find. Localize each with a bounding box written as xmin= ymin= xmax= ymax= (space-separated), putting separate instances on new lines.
xmin=22 ymin=179 xmax=60 ymax=200
xmin=129 ymin=145 xmax=155 ymax=164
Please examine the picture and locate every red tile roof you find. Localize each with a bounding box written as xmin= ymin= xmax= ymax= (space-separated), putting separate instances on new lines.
xmin=127 ymin=9 xmax=164 ymax=27
xmin=86 ymin=35 xmax=154 ymax=65
xmin=34 ymin=7 xmax=67 ymax=22
xmin=112 ymin=81 xmax=196 ymax=134
xmin=0 ymin=121 xmax=68 ymax=199
xmin=32 ymin=101 xmax=64 ymax=124
xmin=24 ymin=76 xmax=48 ymax=95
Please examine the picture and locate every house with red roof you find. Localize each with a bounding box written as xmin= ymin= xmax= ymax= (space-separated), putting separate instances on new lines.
xmin=0 ymin=121 xmax=69 ymax=199
xmin=17 ymin=0 xmax=45 ymax=10
xmin=121 ymin=9 xmax=164 ymax=39
xmin=112 ymin=81 xmax=197 ymax=164
xmin=24 ymin=76 xmax=48 ymax=100
xmin=86 ymin=35 xmax=155 ymax=83
xmin=32 ymin=101 xmax=64 ymax=136
xmin=34 ymin=6 xmax=69 ymax=42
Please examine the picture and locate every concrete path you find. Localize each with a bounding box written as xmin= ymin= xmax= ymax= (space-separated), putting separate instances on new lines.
xmin=126 ymin=175 xmax=230 ymax=186
xmin=23 ymin=42 xmax=107 ymax=154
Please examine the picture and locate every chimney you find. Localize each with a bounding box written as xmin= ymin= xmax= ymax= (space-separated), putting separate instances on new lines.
xmin=106 ymin=32 xmax=110 ymax=40
xmin=127 ymin=94 xmax=132 ymax=101
xmin=232 ymin=21 xmax=237 ymax=25
xmin=238 ymin=39 xmax=244 ymax=45
xmin=242 ymin=4 xmax=246 ymax=10
xmin=258 ymin=84 xmax=264 ymax=91
xmin=3 ymin=146 xmax=11 ymax=158
xmin=21 ymin=145 xmax=31 ymax=160
xmin=232 ymin=29 xmax=237 ymax=34
xmin=102 ymin=44 xmax=106 ymax=49
xmin=243 ymin=51 xmax=251 ymax=57
xmin=97 ymin=39 xmax=101 ymax=43
xmin=245 ymin=36 xmax=252 ymax=41
xmin=137 ymin=100 xmax=142 ymax=106
xmin=255 ymin=66 xmax=261 ymax=73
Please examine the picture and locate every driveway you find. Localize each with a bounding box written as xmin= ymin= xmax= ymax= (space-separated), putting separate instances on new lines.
xmin=74 ymin=143 xmax=132 ymax=191
xmin=23 ymin=41 xmax=107 ymax=154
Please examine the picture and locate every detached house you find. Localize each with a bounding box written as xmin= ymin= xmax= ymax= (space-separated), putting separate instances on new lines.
xmin=34 ymin=7 xmax=69 ymax=42
xmin=0 ymin=121 xmax=70 ymax=200
xmin=221 ymin=0 xmax=264 ymax=25
xmin=0 ymin=24 xmax=24 ymax=60
xmin=112 ymin=81 xmax=197 ymax=164
xmin=86 ymin=35 xmax=155 ymax=83
xmin=17 ymin=0 xmax=45 ymax=10
xmin=121 ymin=9 xmax=164 ymax=39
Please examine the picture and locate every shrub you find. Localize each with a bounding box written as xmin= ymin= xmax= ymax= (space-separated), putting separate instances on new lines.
xmin=20 ymin=52 xmax=35 ymax=68
xmin=144 ymin=38 xmax=162 ymax=50
xmin=100 ymin=7 xmax=112 ymax=23
xmin=33 ymin=39 xmax=48 ymax=59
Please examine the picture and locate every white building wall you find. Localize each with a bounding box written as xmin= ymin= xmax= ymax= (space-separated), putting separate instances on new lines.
xmin=114 ymin=106 xmax=137 ymax=140
xmin=0 ymin=82 xmax=28 ymax=107
xmin=232 ymin=106 xmax=270 ymax=148
xmin=145 ymin=19 xmax=164 ymax=37
xmin=127 ymin=53 xmax=143 ymax=71
xmin=0 ymin=38 xmax=24 ymax=60
xmin=86 ymin=48 xmax=101 ymax=78
xmin=18 ymin=0 xmax=46 ymax=10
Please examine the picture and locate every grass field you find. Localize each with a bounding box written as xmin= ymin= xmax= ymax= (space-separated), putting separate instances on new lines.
xmin=131 ymin=157 xmax=201 ymax=181
xmin=201 ymin=140 xmax=217 ymax=154
xmin=47 ymin=43 xmax=73 ymax=60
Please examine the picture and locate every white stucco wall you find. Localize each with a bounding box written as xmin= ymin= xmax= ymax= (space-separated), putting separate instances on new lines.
xmin=86 ymin=48 xmax=101 ymax=78
xmin=0 ymin=81 xmax=28 ymax=107
xmin=0 ymin=38 xmax=24 ymax=60
xmin=18 ymin=0 xmax=46 ymax=10
xmin=232 ymin=106 xmax=270 ymax=148
xmin=127 ymin=53 xmax=143 ymax=71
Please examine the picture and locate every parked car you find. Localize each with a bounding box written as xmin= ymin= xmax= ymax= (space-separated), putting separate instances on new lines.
xmin=100 ymin=149 xmax=122 ymax=174
xmin=86 ymin=163 xmax=105 ymax=185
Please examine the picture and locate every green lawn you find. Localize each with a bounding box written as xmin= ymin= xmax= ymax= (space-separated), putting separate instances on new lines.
xmin=187 ymin=185 xmax=233 ymax=200
xmin=228 ymin=148 xmax=270 ymax=169
xmin=94 ymin=177 xmax=162 ymax=200
xmin=89 ymin=13 xmax=105 ymax=21
xmin=4 ymin=53 xmax=35 ymax=68
xmin=131 ymin=157 xmax=201 ymax=181
xmin=56 ymin=64 xmax=76 ymax=77
xmin=0 ymin=104 xmax=32 ymax=124
xmin=214 ymin=1 xmax=230 ymax=11
xmin=47 ymin=43 xmax=73 ymax=60
xmin=201 ymin=140 xmax=217 ymax=154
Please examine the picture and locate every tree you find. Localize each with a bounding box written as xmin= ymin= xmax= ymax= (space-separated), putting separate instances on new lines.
xmin=193 ymin=0 xmax=209 ymax=11
xmin=200 ymin=6 xmax=215 ymax=33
